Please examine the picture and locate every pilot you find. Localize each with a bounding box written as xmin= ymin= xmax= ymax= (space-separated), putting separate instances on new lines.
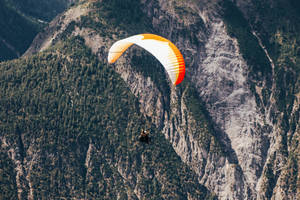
xmin=139 ymin=129 xmax=150 ymax=143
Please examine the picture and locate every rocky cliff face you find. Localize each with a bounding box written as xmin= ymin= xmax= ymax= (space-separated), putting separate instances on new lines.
xmin=1 ymin=0 xmax=299 ymax=199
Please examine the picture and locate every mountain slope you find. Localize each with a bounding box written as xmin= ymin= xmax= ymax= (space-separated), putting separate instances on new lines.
xmin=1 ymin=0 xmax=300 ymax=199
xmin=233 ymin=0 xmax=300 ymax=199
xmin=0 ymin=36 xmax=214 ymax=199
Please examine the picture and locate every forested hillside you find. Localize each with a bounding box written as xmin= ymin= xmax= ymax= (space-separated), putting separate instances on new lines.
xmin=0 ymin=36 xmax=214 ymax=199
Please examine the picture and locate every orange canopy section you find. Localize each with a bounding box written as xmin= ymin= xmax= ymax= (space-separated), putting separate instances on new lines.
xmin=108 ymin=33 xmax=185 ymax=85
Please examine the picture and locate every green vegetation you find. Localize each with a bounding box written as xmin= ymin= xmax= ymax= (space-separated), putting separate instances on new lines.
xmin=91 ymin=0 xmax=152 ymax=35
xmin=264 ymin=161 xmax=276 ymax=199
xmin=220 ymin=0 xmax=272 ymax=82
xmin=247 ymin=0 xmax=300 ymax=68
xmin=0 ymin=152 xmax=18 ymax=200
xmin=74 ymin=0 xmax=153 ymax=39
xmin=4 ymin=0 xmax=300 ymax=198
xmin=247 ymin=0 xmax=300 ymax=115
xmin=279 ymin=130 xmax=300 ymax=199
xmin=230 ymin=0 xmax=300 ymax=113
xmin=72 ymin=0 xmax=172 ymax=105
xmin=183 ymin=82 xmax=222 ymax=154
xmin=0 ymin=36 xmax=213 ymax=199
xmin=130 ymin=48 xmax=171 ymax=106
xmin=286 ymin=153 xmax=299 ymax=194
xmin=229 ymin=1 xmax=300 ymax=198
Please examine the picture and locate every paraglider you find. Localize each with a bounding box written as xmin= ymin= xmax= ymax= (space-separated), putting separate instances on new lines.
xmin=139 ymin=129 xmax=150 ymax=143
xmin=107 ymin=33 xmax=185 ymax=85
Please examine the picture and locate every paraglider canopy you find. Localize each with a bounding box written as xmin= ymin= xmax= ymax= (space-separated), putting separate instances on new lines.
xmin=108 ymin=33 xmax=185 ymax=85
